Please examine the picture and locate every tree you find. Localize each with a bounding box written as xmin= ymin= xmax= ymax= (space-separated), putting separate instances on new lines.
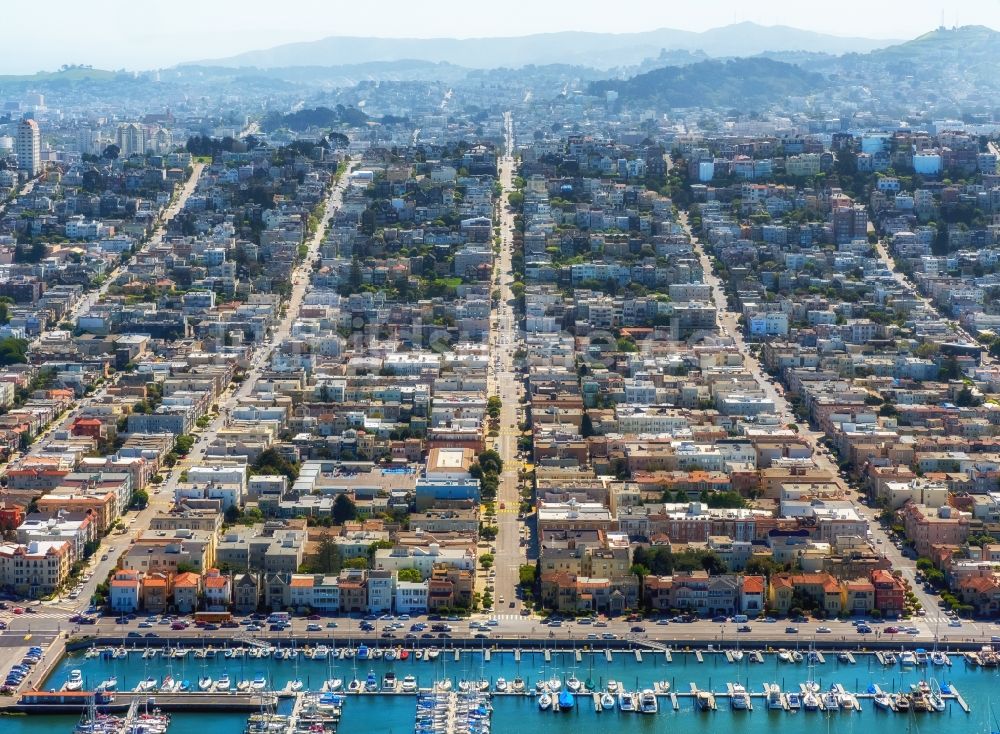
xmin=397 ymin=568 xmax=422 ymax=583
xmin=173 ymin=434 xmax=195 ymax=455
xmin=479 ymin=553 xmax=494 ymax=569
xmin=518 ymin=564 xmax=537 ymax=587
xmin=102 ymin=144 xmax=120 ymax=160
xmin=343 ymin=557 xmax=368 ymax=570
xmin=253 ymin=447 xmax=300 ymax=482
xmin=130 ymin=488 xmax=149 ymax=509
xmin=0 ymin=337 xmax=28 ymax=366
xmin=313 ymin=535 xmax=343 ymax=574
xmin=478 ymin=449 xmax=503 ymax=475
xmin=332 ymin=493 xmax=357 ymax=524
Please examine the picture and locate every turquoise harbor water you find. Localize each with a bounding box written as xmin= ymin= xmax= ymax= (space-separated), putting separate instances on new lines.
xmin=5 ymin=648 xmax=1000 ymax=734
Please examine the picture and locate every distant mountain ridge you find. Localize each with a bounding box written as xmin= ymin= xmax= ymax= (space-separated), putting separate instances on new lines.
xmin=189 ymin=22 xmax=896 ymax=70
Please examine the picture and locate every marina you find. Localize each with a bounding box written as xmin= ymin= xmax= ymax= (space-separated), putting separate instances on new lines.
xmin=3 ymin=643 xmax=998 ymax=734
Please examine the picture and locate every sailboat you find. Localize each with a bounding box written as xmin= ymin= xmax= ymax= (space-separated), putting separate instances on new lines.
xmin=601 ymin=691 xmax=616 ymax=710
xmin=198 ymin=675 xmax=214 ymax=691
xmin=216 ymin=674 xmax=231 ymax=692
xmin=324 ymin=649 xmax=342 ymax=692
xmin=557 ymin=688 xmax=575 ymax=711
xmin=538 ymin=691 xmax=552 ymax=710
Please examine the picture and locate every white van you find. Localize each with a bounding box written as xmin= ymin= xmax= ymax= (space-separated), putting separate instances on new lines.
xmin=733 ymin=614 xmax=749 ymax=623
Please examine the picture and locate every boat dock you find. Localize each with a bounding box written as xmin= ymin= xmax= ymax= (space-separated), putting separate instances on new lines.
xmin=634 ymin=650 xmax=642 ymax=662
xmin=814 ymin=651 xmax=826 ymax=665
xmin=695 ymin=650 xmax=704 ymax=663
xmin=605 ymin=649 xmax=612 ymax=662
xmin=844 ymin=652 xmax=856 ymax=664
xmin=664 ymin=650 xmax=672 ymax=663
xmin=749 ymin=651 xmax=763 ymax=664
xmin=950 ymin=684 xmax=970 ymax=713
xmin=483 ymin=650 xmax=490 ymax=662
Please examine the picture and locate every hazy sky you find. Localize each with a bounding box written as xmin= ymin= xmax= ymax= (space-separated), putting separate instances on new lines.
xmin=5 ymin=0 xmax=1000 ymax=74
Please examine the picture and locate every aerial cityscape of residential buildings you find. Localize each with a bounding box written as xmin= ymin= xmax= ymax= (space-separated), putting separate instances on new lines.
xmin=3 ymin=23 xmax=1000 ymax=654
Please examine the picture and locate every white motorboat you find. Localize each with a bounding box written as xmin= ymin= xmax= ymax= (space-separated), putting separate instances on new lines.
xmin=495 ymin=677 xmax=508 ymax=693
xmin=236 ymin=680 xmax=251 ymax=692
xmin=618 ymin=691 xmax=636 ymax=712
xmin=288 ymin=680 xmax=303 ymax=693
xmin=767 ymin=683 xmax=784 ymax=709
xmin=874 ymin=692 xmax=892 ymax=710
xmin=639 ymin=689 xmax=658 ymax=714
xmin=435 ymin=679 xmax=452 ymax=692
xmin=251 ymin=675 xmax=267 ymax=692
xmin=822 ymin=691 xmax=840 ymax=710
xmin=401 ymin=675 xmax=418 ymax=693
xmin=511 ymin=677 xmax=526 ymax=693
xmin=64 ymin=670 xmax=84 ymax=691
xmin=730 ymin=683 xmax=750 ymax=710
xmin=931 ymin=651 xmax=948 ymax=666
xmin=900 ymin=651 xmax=917 ymax=667
xmin=538 ymin=693 xmax=552 ymax=711
xmin=97 ymin=677 xmax=117 ymax=692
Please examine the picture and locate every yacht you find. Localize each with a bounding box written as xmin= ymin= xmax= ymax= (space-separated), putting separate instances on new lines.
xmin=802 ymin=691 xmax=820 ymax=711
xmin=894 ymin=694 xmax=911 ymax=712
xmin=511 ymin=677 xmax=526 ymax=693
xmin=696 ymin=691 xmax=715 ymax=711
xmin=325 ymin=678 xmax=343 ymax=692
xmin=730 ymin=683 xmax=750 ymax=710
xmin=915 ymin=650 xmax=929 ymax=666
xmin=251 ymin=674 xmax=267 ymax=692
xmin=97 ymin=676 xmax=117 ymax=692
xmin=538 ymin=692 xmax=552 ymax=711
xmin=435 ymin=679 xmax=452 ymax=692
xmin=606 ymin=680 xmax=620 ymax=694
xmin=638 ymin=689 xmax=658 ymax=714
xmin=547 ymin=677 xmax=562 ymax=692
xmin=731 ymin=650 xmax=744 ymax=663
xmin=786 ymin=692 xmax=802 ymax=710
xmin=767 ymin=683 xmax=784 ymax=709
xmin=401 ymin=675 xmax=418 ymax=693
xmin=288 ymin=680 xmax=303 ymax=693
xmin=618 ymin=691 xmax=636 ymax=712
xmin=931 ymin=651 xmax=948 ymax=666
xmin=873 ymin=692 xmax=893 ymax=710
xmin=64 ymin=670 xmax=84 ymax=691
xmin=778 ymin=650 xmax=792 ymax=663
xmin=900 ymin=651 xmax=917 ymax=667
xmin=236 ymin=680 xmax=251 ymax=692
xmin=364 ymin=673 xmax=378 ymax=692
xmin=356 ymin=645 xmax=370 ymax=661
xmin=495 ymin=677 xmax=508 ymax=693
xmin=215 ymin=674 xmax=231 ymax=692
xmin=600 ymin=692 xmax=616 ymax=710
xmin=347 ymin=679 xmax=361 ymax=694
xmin=566 ymin=675 xmax=581 ymax=693
xmin=198 ymin=676 xmax=214 ymax=691
xmin=382 ymin=672 xmax=397 ymax=691
xmin=791 ymin=651 xmax=804 ymax=663
xmin=135 ymin=677 xmax=158 ymax=693
xmin=822 ymin=690 xmax=839 ymax=710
